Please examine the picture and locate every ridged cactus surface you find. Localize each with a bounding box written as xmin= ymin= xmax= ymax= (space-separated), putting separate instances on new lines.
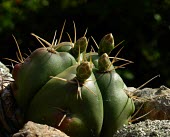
xmin=0 ymin=23 xmax=135 ymax=137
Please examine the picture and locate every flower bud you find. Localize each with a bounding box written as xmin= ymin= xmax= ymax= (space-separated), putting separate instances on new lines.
xmin=98 ymin=53 xmax=114 ymax=72
xmin=76 ymin=62 xmax=92 ymax=83
xmin=98 ymin=33 xmax=114 ymax=56
xmin=72 ymin=37 xmax=88 ymax=58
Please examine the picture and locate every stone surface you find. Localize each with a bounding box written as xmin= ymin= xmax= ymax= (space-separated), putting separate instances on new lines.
xmin=0 ymin=61 xmax=14 ymax=92
xmin=127 ymin=86 xmax=170 ymax=122
xmin=113 ymin=86 xmax=170 ymax=137
xmin=12 ymin=121 xmax=69 ymax=137
xmin=113 ymin=119 xmax=170 ymax=137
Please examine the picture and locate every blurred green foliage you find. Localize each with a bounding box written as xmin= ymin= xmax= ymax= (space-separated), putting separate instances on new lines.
xmin=0 ymin=0 xmax=49 ymax=32
xmin=0 ymin=0 xmax=170 ymax=87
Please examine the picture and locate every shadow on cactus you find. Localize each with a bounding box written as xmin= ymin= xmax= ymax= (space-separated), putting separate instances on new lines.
xmin=0 ymin=21 xmax=135 ymax=137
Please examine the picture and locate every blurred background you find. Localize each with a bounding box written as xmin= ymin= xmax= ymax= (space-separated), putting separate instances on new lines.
xmin=0 ymin=0 xmax=170 ymax=88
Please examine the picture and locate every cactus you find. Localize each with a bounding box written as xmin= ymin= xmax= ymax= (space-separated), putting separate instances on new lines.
xmin=93 ymin=53 xmax=135 ymax=136
xmin=11 ymin=47 xmax=77 ymax=111
xmin=0 ymin=22 xmax=135 ymax=137
xmin=26 ymin=63 xmax=103 ymax=137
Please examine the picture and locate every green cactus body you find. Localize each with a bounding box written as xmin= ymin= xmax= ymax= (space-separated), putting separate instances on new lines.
xmin=86 ymin=52 xmax=99 ymax=68
xmin=55 ymin=37 xmax=88 ymax=62
xmin=94 ymin=70 xmax=135 ymax=136
xmin=93 ymin=54 xmax=135 ymax=136
xmin=12 ymin=47 xmax=76 ymax=111
xmin=26 ymin=64 xmax=103 ymax=137
xmin=55 ymin=42 xmax=74 ymax=52
xmin=0 ymin=30 xmax=136 ymax=137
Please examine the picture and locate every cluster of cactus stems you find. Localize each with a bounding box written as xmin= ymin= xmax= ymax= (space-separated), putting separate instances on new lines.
xmin=0 ymin=22 xmax=135 ymax=137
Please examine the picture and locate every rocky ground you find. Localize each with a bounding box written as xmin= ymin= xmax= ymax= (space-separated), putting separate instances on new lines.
xmin=113 ymin=86 xmax=170 ymax=137
xmin=12 ymin=121 xmax=69 ymax=137
xmin=113 ymin=119 xmax=170 ymax=136
xmin=1 ymin=61 xmax=170 ymax=137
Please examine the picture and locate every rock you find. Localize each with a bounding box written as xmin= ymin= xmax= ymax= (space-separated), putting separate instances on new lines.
xmin=127 ymin=86 xmax=170 ymax=122
xmin=113 ymin=86 xmax=170 ymax=137
xmin=113 ymin=119 xmax=170 ymax=137
xmin=0 ymin=61 xmax=14 ymax=92
xmin=12 ymin=121 xmax=69 ymax=137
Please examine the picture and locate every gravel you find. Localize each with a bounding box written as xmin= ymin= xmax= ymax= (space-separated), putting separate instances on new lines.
xmin=113 ymin=119 xmax=170 ymax=137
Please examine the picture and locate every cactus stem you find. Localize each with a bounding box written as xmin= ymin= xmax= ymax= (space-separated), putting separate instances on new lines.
xmin=58 ymin=114 xmax=67 ymax=127
xmin=91 ymin=36 xmax=99 ymax=49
